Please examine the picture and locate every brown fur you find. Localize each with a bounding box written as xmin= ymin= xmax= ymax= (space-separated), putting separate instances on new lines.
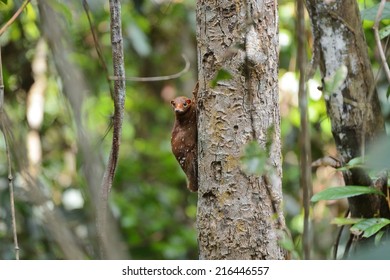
xmin=170 ymin=85 xmax=198 ymax=192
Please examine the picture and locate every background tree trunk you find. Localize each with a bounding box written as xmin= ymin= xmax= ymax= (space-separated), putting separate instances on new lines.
xmin=39 ymin=0 xmax=127 ymax=259
xmin=196 ymin=0 xmax=286 ymax=260
xmin=306 ymin=0 xmax=390 ymax=233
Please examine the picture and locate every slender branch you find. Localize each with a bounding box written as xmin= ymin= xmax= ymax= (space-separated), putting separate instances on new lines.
xmin=342 ymin=233 xmax=354 ymax=259
xmin=103 ymin=0 xmax=126 ymax=210
xmin=0 ymin=0 xmax=31 ymax=36
xmin=311 ymin=156 xmax=341 ymax=169
xmin=0 ymin=48 xmax=20 ymax=260
xmin=110 ymin=54 xmax=190 ymax=82
xmin=0 ymin=47 xmax=3 ymax=110
xmin=2 ymin=117 xmax=19 ymax=260
xmin=333 ymin=209 xmax=350 ymax=260
xmin=99 ymin=0 xmax=126 ymax=258
xmin=297 ymin=0 xmax=313 ymax=260
xmin=373 ymin=0 xmax=390 ymax=83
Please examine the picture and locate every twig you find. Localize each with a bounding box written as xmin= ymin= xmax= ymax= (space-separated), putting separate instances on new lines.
xmin=342 ymin=232 xmax=354 ymax=259
xmin=311 ymin=155 xmax=341 ymax=169
xmin=297 ymin=0 xmax=313 ymax=260
xmin=82 ymin=0 xmax=114 ymax=99
xmin=0 ymin=0 xmax=32 ymax=36
xmin=99 ymin=0 xmax=126 ymax=258
xmin=2 ymin=117 xmax=19 ymax=260
xmin=373 ymin=0 xmax=390 ymax=84
xmin=0 ymin=47 xmax=20 ymax=260
xmin=333 ymin=209 xmax=350 ymax=260
xmin=83 ymin=0 xmax=189 ymax=87
xmin=0 ymin=48 xmax=3 ymax=111
xmin=328 ymin=10 xmax=356 ymax=35
xmin=109 ymin=54 xmax=190 ymax=82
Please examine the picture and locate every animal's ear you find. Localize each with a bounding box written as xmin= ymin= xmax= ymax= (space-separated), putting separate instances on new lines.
xmin=186 ymin=99 xmax=192 ymax=105
xmin=171 ymin=100 xmax=175 ymax=106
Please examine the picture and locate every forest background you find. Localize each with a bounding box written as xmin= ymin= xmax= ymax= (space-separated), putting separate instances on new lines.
xmin=0 ymin=0 xmax=389 ymax=259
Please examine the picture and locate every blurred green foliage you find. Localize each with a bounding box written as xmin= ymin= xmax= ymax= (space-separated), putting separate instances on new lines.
xmin=0 ymin=0 xmax=388 ymax=260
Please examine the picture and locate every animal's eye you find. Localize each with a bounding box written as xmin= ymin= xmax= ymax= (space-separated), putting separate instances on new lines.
xmin=183 ymin=102 xmax=188 ymax=107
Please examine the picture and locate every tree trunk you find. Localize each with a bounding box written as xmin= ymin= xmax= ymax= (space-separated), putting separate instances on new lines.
xmin=305 ymin=0 xmax=390 ymax=227
xmin=196 ymin=0 xmax=286 ymax=260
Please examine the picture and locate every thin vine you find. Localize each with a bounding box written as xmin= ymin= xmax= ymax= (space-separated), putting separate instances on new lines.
xmin=0 ymin=47 xmax=20 ymax=260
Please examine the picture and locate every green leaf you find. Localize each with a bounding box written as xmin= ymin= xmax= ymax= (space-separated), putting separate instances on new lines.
xmin=361 ymin=3 xmax=390 ymax=21
xmin=50 ymin=1 xmax=73 ymax=25
xmin=211 ymin=69 xmax=233 ymax=88
xmin=323 ymin=65 xmax=348 ymax=95
xmin=311 ymin=186 xmax=384 ymax=202
xmin=0 ymin=0 xmax=12 ymax=11
xmin=380 ymin=25 xmax=390 ymax=39
xmin=337 ymin=156 xmax=364 ymax=171
xmin=350 ymin=218 xmax=390 ymax=238
xmin=366 ymin=136 xmax=390 ymax=171
xmin=347 ymin=157 xmax=364 ymax=167
xmin=240 ymin=141 xmax=267 ymax=175
xmin=126 ymin=22 xmax=151 ymax=57
xmin=332 ymin=217 xmax=363 ymax=226
xmin=278 ymin=236 xmax=295 ymax=251
xmin=374 ymin=230 xmax=385 ymax=246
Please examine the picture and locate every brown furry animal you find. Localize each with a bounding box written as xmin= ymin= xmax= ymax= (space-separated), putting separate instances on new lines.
xmin=170 ymin=84 xmax=198 ymax=192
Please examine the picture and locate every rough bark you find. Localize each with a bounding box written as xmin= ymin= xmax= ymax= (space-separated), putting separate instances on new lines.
xmin=98 ymin=0 xmax=126 ymax=259
xmin=196 ymin=0 xmax=286 ymax=260
xmin=305 ymin=1 xmax=389 ymax=219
